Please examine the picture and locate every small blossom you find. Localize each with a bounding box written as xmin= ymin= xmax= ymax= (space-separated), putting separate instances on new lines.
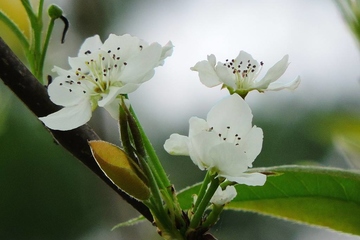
xmin=210 ymin=186 xmax=237 ymax=206
xmin=191 ymin=51 xmax=300 ymax=97
xmin=164 ymin=94 xmax=266 ymax=186
xmin=39 ymin=34 xmax=173 ymax=130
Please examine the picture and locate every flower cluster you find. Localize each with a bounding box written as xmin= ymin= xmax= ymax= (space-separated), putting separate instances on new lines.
xmin=40 ymin=34 xmax=173 ymax=130
xmin=191 ymin=50 xmax=300 ymax=97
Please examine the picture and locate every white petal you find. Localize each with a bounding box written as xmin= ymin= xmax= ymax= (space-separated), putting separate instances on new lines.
xmin=208 ymin=142 xmax=248 ymax=175
xmin=158 ymin=41 xmax=174 ymax=66
xmin=235 ymin=51 xmax=259 ymax=71
xmin=52 ymin=66 xmax=71 ymax=76
xmin=267 ymin=75 xmax=301 ymax=91
xmin=119 ymin=43 xmax=162 ymax=83
xmin=191 ymin=58 xmax=221 ymax=87
xmin=188 ymin=117 xmax=208 ymax=137
xmin=210 ymin=186 xmax=237 ymax=205
xmin=254 ymin=55 xmax=289 ymax=89
xmin=117 ymin=83 xmax=141 ymax=94
xmin=101 ymin=34 xmax=141 ymax=61
xmin=207 ymin=95 xmax=252 ymax=138
xmin=103 ymin=98 xmax=121 ymax=119
xmin=68 ymin=56 xmax=91 ymax=73
xmin=98 ymin=86 xmax=121 ymax=107
xmin=190 ymin=131 xmax=221 ymax=170
xmin=223 ymin=172 xmax=267 ymax=186
xmin=137 ymin=69 xmax=155 ymax=84
xmin=215 ymin=64 xmax=236 ymax=89
xmin=39 ymin=100 xmax=92 ymax=131
xmin=78 ymin=35 xmax=103 ymax=56
xmin=207 ymin=54 xmax=216 ymax=66
xmin=237 ymin=126 xmax=263 ymax=167
xmin=47 ymin=76 xmax=89 ymax=107
xmin=164 ymin=134 xmax=190 ymax=156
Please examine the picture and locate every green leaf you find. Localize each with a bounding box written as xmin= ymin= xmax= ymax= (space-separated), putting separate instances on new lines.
xmin=177 ymin=165 xmax=360 ymax=235
xmin=89 ymin=140 xmax=150 ymax=201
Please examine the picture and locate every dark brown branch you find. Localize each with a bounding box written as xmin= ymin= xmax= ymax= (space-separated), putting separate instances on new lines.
xmin=0 ymin=37 xmax=152 ymax=222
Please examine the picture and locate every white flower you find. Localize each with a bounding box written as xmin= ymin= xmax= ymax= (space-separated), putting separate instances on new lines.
xmin=191 ymin=50 xmax=300 ymax=97
xmin=210 ymin=186 xmax=237 ymax=206
xmin=39 ymin=34 xmax=173 ymax=130
xmin=164 ymin=94 xmax=266 ymax=186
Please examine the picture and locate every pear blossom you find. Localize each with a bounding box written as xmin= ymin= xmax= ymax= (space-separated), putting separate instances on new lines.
xmin=164 ymin=94 xmax=266 ymax=186
xmin=210 ymin=186 xmax=237 ymax=206
xmin=191 ymin=50 xmax=300 ymax=97
xmin=39 ymin=34 xmax=173 ymax=130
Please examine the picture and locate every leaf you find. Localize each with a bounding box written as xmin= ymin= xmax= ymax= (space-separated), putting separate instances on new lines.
xmin=177 ymin=165 xmax=360 ymax=236
xmin=111 ymin=215 xmax=145 ymax=230
xmin=89 ymin=140 xmax=150 ymax=200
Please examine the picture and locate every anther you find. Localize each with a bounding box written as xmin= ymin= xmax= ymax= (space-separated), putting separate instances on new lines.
xmin=85 ymin=50 xmax=91 ymax=55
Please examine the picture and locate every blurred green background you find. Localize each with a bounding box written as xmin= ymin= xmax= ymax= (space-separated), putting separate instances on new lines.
xmin=1 ymin=0 xmax=360 ymax=239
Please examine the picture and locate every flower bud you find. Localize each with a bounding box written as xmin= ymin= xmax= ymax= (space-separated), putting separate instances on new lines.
xmin=48 ymin=4 xmax=63 ymax=19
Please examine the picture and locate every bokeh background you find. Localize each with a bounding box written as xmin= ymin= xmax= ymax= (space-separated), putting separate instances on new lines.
xmin=1 ymin=0 xmax=360 ymax=239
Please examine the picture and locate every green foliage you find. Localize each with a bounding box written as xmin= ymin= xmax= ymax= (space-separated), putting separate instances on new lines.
xmin=177 ymin=165 xmax=360 ymax=236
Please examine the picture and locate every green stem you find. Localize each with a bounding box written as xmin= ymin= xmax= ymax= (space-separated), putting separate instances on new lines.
xmin=189 ymin=175 xmax=219 ymax=229
xmin=20 ymin=0 xmax=42 ymax=80
xmin=201 ymin=204 xmax=224 ymax=228
xmin=129 ymin=107 xmax=172 ymax=191
xmin=193 ymin=172 xmax=211 ymax=213
xmin=38 ymin=18 xmax=55 ymax=82
xmin=0 ymin=11 xmax=30 ymax=51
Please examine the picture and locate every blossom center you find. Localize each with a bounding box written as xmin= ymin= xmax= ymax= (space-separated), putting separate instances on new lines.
xmin=223 ymin=58 xmax=264 ymax=89
xmin=208 ymin=126 xmax=242 ymax=146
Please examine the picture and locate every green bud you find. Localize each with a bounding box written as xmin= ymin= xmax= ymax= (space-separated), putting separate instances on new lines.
xmin=48 ymin=4 xmax=63 ymax=19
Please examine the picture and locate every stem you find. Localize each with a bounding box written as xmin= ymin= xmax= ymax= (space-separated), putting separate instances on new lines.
xmin=38 ymin=18 xmax=55 ymax=82
xmin=189 ymin=175 xmax=219 ymax=229
xmin=201 ymin=204 xmax=224 ymax=228
xmin=129 ymin=107 xmax=172 ymax=190
xmin=193 ymin=172 xmax=211 ymax=213
xmin=0 ymin=10 xmax=30 ymax=51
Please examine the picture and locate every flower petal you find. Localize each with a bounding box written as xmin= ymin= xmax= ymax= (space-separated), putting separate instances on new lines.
xmin=78 ymin=35 xmax=103 ymax=56
xmin=267 ymin=75 xmax=301 ymax=91
xmin=210 ymin=185 xmax=237 ymax=205
xmin=101 ymin=34 xmax=142 ymax=61
xmin=223 ymin=172 xmax=267 ymax=186
xmin=103 ymin=98 xmax=121 ymax=119
xmin=235 ymin=51 xmax=259 ymax=71
xmin=98 ymin=86 xmax=122 ymax=107
xmin=39 ymin=100 xmax=92 ymax=130
xmin=208 ymin=142 xmax=248 ymax=175
xmin=119 ymin=42 xmax=162 ymax=84
xmin=158 ymin=41 xmax=174 ymax=66
xmin=164 ymin=134 xmax=190 ymax=156
xmin=189 ymin=117 xmax=208 ymax=137
xmin=191 ymin=55 xmax=221 ymax=88
xmin=207 ymin=95 xmax=252 ymax=139
xmin=215 ymin=64 xmax=236 ymax=89
xmin=254 ymin=55 xmax=289 ymax=89
xmin=47 ymin=76 xmax=89 ymax=107
xmin=237 ymin=126 xmax=263 ymax=167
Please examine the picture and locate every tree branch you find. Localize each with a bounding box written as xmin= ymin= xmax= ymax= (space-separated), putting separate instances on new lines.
xmin=0 ymin=37 xmax=153 ymax=222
